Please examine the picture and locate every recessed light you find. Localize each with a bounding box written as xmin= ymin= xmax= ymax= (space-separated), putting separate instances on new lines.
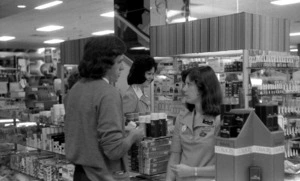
xmin=35 ymin=1 xmax=63 ymax=10
xmin=36 ymin=25 xmax=64 ymax=32
xmin=44 ymin=39 xmax=64 ymax=44
xmin=0 ymin=36 xmax=15 ymax=41
xmin=100 ymin=11 xmax=114 ymax=18
xmin=271 ymin=0 xmax=300 ymax=5
xmin=290 ymin=32 xmax=300 ymax=36
xmin=92 ymin=30 xmax=114 ymax=36
xmin=290 ymin=49 xmax=298 ymax=52
xmin=17 ymin=5 xmax=26 ymax=8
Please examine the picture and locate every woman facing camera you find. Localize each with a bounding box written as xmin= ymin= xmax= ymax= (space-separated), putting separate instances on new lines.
xmin=166 ymin=66 xmax=223 ymax=181
xmin=123 ymin=55 xmax=157 ymax=114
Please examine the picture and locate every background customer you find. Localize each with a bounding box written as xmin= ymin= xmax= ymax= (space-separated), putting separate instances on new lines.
xmin=123 ymin=55 xmax=157 ymax=114
xmin=64 ymin=35 xmax=144 ymax=181
xmin=166 ymin=66 xmax=222 ymax=181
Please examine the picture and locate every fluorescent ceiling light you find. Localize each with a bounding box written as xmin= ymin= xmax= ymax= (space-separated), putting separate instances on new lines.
xmin=290 ymin=49 xmax=298 ymax=52
xmin=92 ymin=30 xmax=114 ymax=36
xmin=290 ymin=32 xmax=300 ymax=36
xmin=44 ymin=39 xmax=64 ymax=44
xmin=35 ymin=1 xmax=63 ymax=10
xmin=37 ymin=47 xmax=56 ymax=54
xmin=167 ymin=10 xmax=181 ymax=18
xmin=171 ymin=16 xmax=197 ymax=23
xmin=36 ymin=25 xmax=64 ymax=32
xmin=0 ymin=119 xmax=20 ymax=123
xmin=130 ymin=46 xmax=150 ymax=50
xmin=100 ymin=11 xmax=114 ymax=17
xmin=17 ymin=5 xmax=26 ymax=8
xmin=0 ymin=36 xmax=15 ymax=41
xmin=271 ymin=0 xmax=300 ymax=5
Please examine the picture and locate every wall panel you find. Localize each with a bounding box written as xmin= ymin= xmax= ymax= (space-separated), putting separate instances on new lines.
xmin=150 ymin=12 xmax=290 ymax=57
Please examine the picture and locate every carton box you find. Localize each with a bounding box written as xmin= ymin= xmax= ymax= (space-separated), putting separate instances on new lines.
xmin=215 ymin=109 xmax=284 ymax=181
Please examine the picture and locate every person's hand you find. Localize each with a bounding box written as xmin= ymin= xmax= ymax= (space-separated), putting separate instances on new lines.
xmin=125 ymin=121 xmax=136 ymax=131
xmin=170 ymin=164 xmax=193 ymax=178
xmin=130 ymin=127 xmax=145 ymax=142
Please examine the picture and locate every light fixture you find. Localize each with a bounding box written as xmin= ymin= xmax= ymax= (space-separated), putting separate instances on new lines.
xmin=130 ymin=46 xmax=150 ymax=50
xmin=92 ymin=30 xmax=114 ymax=36
xmin=44 ymin=39 xmax=64 ymax=44
xmin=290 ymin=32 xmax=300 ymax=36
xmin=0 ymin=119 xmax=20 ymax=123
xmin=35 ymin=1 xmax=63 ymax=10
xmin=171 ymin=16 xmax=197 ymax=23
xmin=36 ymin=25 xmax=64 ymax=32
xmin=0 ymin=36 xmax=15 ymax=41
xmin=100 ymin=11 xmax=114 ymax=18
xmin=290 ymin=49 xmax=298 ymax=52
xmin=17 ymin=5 xmax=26 ymax=8
xmin=271 ymin=0 xmax=300 ymax=5
xmin=167 ymin=10 xmax=181 ymax=18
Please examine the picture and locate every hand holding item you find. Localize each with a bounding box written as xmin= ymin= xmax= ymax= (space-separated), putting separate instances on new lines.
xmin=170 ymin=164 xmax=193 ymax=178
xmin=125 ymin=121 xmax=137 ymax=131
xmin=130 ymin=126 xmax=145 ymax=142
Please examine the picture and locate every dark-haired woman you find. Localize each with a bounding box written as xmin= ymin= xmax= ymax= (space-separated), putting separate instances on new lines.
xmin=166 ymin=66 xmax=222 ymax=181
xmin=123 ymin=55 xmax=157 ymax=114
xmin=64 ymin=35 xmax=144 ymax=181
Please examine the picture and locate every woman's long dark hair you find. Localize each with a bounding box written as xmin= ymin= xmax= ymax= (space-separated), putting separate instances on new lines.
xmin=185 ymin=66 xmax=222 ymax=116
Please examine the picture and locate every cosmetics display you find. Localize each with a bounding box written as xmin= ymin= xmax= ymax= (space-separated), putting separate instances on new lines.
xmin=138 ymin=137 xmax=171 ymax=175
xmin=10 ymin=150 xmax=74 ymax=181
xmin=128 ymin=112 xmax=169 ymax=174
xmin=216 ymin=109 xmax=284 ymax=181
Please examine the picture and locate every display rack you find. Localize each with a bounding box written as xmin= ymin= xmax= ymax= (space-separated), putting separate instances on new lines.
xmin=215 ymin=109 xmax=284 ymax=181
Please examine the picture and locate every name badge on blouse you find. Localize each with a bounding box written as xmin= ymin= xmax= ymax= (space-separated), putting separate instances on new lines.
xmin=181 ymin=125 xmax=187 ymax=132
xmin=199 ymin=131 xmax=207 ymax=137
xmin=203 ymin=119 xmax=213 ymax=125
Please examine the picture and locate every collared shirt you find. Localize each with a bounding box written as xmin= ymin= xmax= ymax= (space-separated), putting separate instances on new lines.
xmin=123 ymin=85 xmax=150 ymax=114
xmin=171 ymin=110 xmax=220 ymax=181
xmin=102 ymin=77 xmax=109 ymax=84
xmin=132 ymin=84 xmax=144 ymax=99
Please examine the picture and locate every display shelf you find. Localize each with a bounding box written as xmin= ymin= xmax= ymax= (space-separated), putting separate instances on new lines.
xmin=16 ymin=143 xmax=65 ymax=156
xmin=215 ymin=71 xmax=243 ymax=74
xmin=248 ymin=67 xmax=300 ymax=70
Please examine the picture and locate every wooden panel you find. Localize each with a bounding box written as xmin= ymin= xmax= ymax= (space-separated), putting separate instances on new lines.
xmin=252 ymin=14 xmax=260 ymax=50
xmin=185 ymin=21 xmax=193 ymax=53
xmin=176 ymin=23 xmax=185 ymax=55
xmin=150 ymin=12 xmax=290 ymax=56
xmin=225 ymin=14 xmax=233 ymax=50
xmin=272 ymin=18 xmax=279 ymax=51
xmin=200 ymin=19 xmax=209 ymax=52
xmin=192 ymin=20 xmax=201 ymax=53
xmin=259 ymin=15 xmax=267 ymax=50
xmin=168 ymin=24 xmax=177 ymax=55
xmin=218 ymin=15 xmax=226 ymax=51
xmin=150 ymin=26 xmax=157 ymax=57
xmin=278 ymin=19 xmax=284 ymax=51
xmin=284 ymin=19 xmax=290 ymax=52
xmin=209 ymin=17 xmax=219 ymax=52
xmin=244 ymin=13 xmax=253 ymax=50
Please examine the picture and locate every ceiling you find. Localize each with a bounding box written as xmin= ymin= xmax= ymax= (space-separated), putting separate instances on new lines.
xmin=0 ymin=0 xmax=300 ymax=52
xmin=0 ymin=0 xmax=114 ymax=50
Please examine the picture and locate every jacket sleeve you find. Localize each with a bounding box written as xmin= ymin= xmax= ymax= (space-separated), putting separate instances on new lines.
xmin=96 ymin=90 xmax=131 ymax=160
xmin=122 ymin=90 xmax=138 ymax=114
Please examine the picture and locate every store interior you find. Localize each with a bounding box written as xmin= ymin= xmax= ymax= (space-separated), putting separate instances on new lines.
xmin=1 ymin=0 xmax=300 ymax=181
